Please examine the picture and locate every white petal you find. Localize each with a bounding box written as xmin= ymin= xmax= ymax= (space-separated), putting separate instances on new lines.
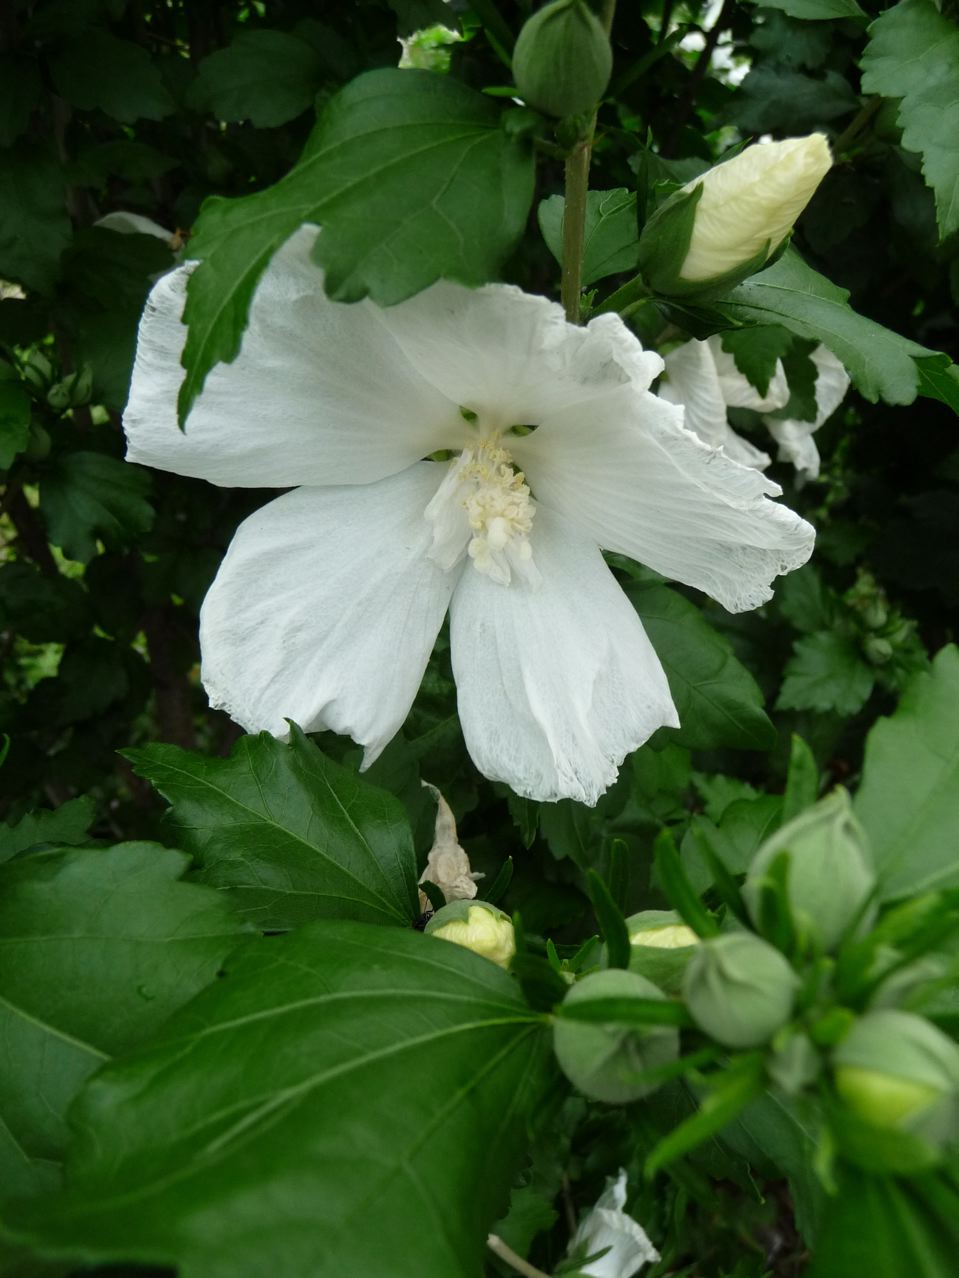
xmin=573 ymin=1172 xmax=659 ymax=1278
xmin=708 ymin=335 xmax=790 ymax=413
xmin=660 ymin=339 xmax=729 ymax=450
xmin=810 ymin=344 xmax=851 ymax=424
xmin=766 ymin=418 xmax=821 ymax=480
xmin=124 ymin=226 xmax=461 ymax=487
xmin=95 ymin=211 xmax=174 ymax=242
xmin=449 ymin=508 xmax=677 ymax=806
xmin=379 ymin=282 xmax=663 ymax=429
xmin=516 ymin=385 xmax=814 ymax=614
xmin=199 ymin=465 xmax=457 ymax=762
xmin=721 ymin=428 xmax=772 ymax=471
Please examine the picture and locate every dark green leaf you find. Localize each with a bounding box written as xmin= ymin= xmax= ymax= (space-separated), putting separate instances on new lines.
xmin=0 ymin=55 xmax=41 ymax=147
xmin=720 ymin=325 xmax=794 ymax=397
xmin=855 ymin=645 xmax=959 ymax=898
xmin=49 ymin=30 xmax=174 ymax=123
xmin=777 ymin=632 xmax=875 ymax=716
xmin=915 ymin=356 xmax=959 ymax=415
xmin=5 ymin=923 xmax=553 ymax=1278
xmin=646 ymin=1057 xmax=766 ymax=1176
xmin=782 ymin=734 xmax=820 ymax=825
xmin=627 ymin=583 xmax=776 ymax=751
xmin=718 ymin=251 xmax=933 ymax=406
xmin=0 ymin=842 xmax=247 ymax=1200
xmin=0 ymin=380 xmax=31 ymax=469
xmin=860 ymin=0 xmax=959 ymax=240
xmin=586 ymin=869 xmax=631 ymax=969
xmin=0 ymin=148 xmax=70 ymax=293
xmin=776 ymin=565 xmax=837 ymax=634
xmin=654 ymin=828 xmax=719 ymax=938
xmin=730 ymin=67 xmax=858 ymax=133
xmin=0 ymin=796 xmax=95 ymax=864
xmin=538 ymin=188 xmax=640 ymax=286
xmin=124 ymin=726 xmax=420 ymax=929
xmin=745 ymin=0 xmax=865 ymax=17
xmin=179 ymin=69 xmax=533 ymax=423
xmin=189 ymin=31 xmax=324 ymax=127
xmin=556 ymin=997 xmax=693 ymax=1027
xmin=39 ymin=452 xmax=154 ymax=564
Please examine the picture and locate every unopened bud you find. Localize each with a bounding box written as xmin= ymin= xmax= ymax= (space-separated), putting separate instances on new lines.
xmin=744 ymin=790 xmax=876 ymax=952
xmin=683 ymin=933 xmax=798 ymax=1049
xmin=512 ymin=0 xmax=612 ymax=119
xmin=638 ymin=135 xmax=831 ymax=296
xmin=553 ymin=969 xmax=679 ymax=1103
xmin=833 ymin=1010 xmax=959 ymax=1145
xmin=425 ymin=900 xmax=515 ymax=969
xmin=626 ymin=909 xmax=699 ymax=995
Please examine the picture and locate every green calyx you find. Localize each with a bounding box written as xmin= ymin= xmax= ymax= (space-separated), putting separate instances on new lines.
xmin=512 ymin=0 xmax=613 ymax=121
xmin=683 ymin=932 xmax=799 ymax=1050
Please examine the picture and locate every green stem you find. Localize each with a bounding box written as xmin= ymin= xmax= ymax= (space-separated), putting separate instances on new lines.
xmin=559 ymin=0 xmax=618 ymax=325
xmin=592 ymin=272 xmax=650 ymax=316
xmin=487 ymin=1235 xmax=552 ymax=1278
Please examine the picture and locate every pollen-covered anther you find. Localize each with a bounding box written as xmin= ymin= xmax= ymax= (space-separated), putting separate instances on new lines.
xmin=424 ymin=439 xmax=540 ymax=587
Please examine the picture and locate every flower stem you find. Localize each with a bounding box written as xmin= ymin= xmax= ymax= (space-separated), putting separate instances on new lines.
xmin=487 ymin=1235 xmax=553 ymax=1278
xmin=592 ymin=272 xmax=650 ymax=316
xmin=560 ymin=0 xmax=618 ymax=325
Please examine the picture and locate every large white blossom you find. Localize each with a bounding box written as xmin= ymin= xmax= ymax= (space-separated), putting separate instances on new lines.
xmin=569 ymin=1170 xmax=659 ymax=1278
xmin=661 ymin=335 xmax=850 ymax=482
xmin=124 ymin=226 xmax=814 ymax=805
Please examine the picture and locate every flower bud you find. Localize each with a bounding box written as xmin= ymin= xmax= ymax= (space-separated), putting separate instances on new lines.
xmin=744 ymin=790 xmax=876 ymax=952
xmin=638 ymin=135 xmax=831 ymax=296
xmin=683 ymin=933 xmax=798 ymax=1049
xmin=553 ymin=969 xmax=679 ymax=1103
xmin=833 ymin=1010 xmax=959 ymax=1146
xmin=425 ymin=900 xmax=515 ymax=969
xmin=512 ymin=0 xmax=612 ymax=119
xmin=626 ymin=909 xmax=699 ymax=996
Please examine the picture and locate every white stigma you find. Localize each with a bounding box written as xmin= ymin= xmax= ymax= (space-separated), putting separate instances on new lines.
xmin=424 ymin=438 xmax=539 ymax=587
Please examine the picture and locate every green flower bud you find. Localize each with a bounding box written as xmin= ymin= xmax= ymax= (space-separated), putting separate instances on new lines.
xmin=744 ymin=790 xmax=876 ymax=952
xmin=833 ymin=1010 xmax=959 ymax=1145
xmin=512 ymin=0 xmax=612 ymax=119
xmin=638 ymin=135 xmax=831 ymax=297
xmin=425 ymin=900 xmax=515 ymax=969
xmin=626 ymin=909 xmax=699 ymax=995
xmin=553 ymin=969 xmax=679 ymax=1103
xmin=683 ymin=933 xmax=799 ymax=1049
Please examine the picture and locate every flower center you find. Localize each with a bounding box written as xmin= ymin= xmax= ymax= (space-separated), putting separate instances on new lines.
xmin=424 ymin=437 xmax=539 ymax=587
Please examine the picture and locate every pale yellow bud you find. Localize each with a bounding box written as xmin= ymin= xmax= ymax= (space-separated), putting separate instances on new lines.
xmin=630 ymin=922 xmax=699 ymax=950
xmin=428 ymin=903 xmax=516 ymax=969
xmin=679 ymin=134 xmax=832 ymax=283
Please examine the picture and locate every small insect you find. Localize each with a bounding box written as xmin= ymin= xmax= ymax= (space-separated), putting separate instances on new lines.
xmin=412 ymin=909 xmax=435 ymax=932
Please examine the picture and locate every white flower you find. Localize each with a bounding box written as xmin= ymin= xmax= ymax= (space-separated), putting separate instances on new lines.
xmin=661 ymin=336 xmax=849 ymax=482
xmin=678 ymin=134 xmax=832 ymax=283
xmin=765 ymin=345 xmax=850 ymax=481
xmin=570 ymin=1170 xmax=659 ymax=1278
xmin=123 ymin=225 xmax=814 ymax=805
xmin=418 ymin=784 xmax=482 ymax=912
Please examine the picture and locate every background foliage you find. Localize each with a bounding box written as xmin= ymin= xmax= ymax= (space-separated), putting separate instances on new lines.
xmin=0 ymin=0 xmax=957 ymax=1276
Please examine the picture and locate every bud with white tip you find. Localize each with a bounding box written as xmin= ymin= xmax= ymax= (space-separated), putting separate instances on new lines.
xmin=638 ymin=135 xmax=832 ymax=296
xmin=425 ymin=900 xmax=515 ymax=969
xmin=626 ymin=909 xmax=699 ymax=995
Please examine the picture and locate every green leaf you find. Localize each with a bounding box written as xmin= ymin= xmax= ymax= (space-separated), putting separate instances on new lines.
xmin=854 ymin=645 xmax=959 ymax=899
xmin=0 ymin=380 xmax=30 ymax=470
xmin=0 ymin=843 xmax=247 ymax=1200
xmin=810 ymin=1170 xmax=959 ymax=1278
xmin=0 ymin=796 xmax=95 ymax=864
xmin=718 ymin=251 xmax=934 ymax=407
xmin=915 ymin=356 xmax=959 ymax=415
xmin=776 ymin=564 xmax=837 ymax=634
xmin=782 ymin=735 xmax=820 ymax=825
xmin=124 ymin=726 xmax=420 ymax=929
xmin=720 ymin=325 xmax=794 ymax=397
xmin=189 ymin=30 xmax=324 ymax=127
xmin=0 ymin=55 xmax=41 ymax=147
xmin=0 ymin=147 xmax=70 ymax=293
xmin=178 ymin=68 xmax=533 ymax=424
xmin=626 ymin=583 xmax=776 ymax=751
xmin=4 ymin=923 xmax=552 ymax=1278
xmin=730 ymin=67 xmax=858 ymax=133
xmin=744 ymin=0 xmax=865 ymax=18
xmin=654 ymin=828 xmax=719 ymax=938
xmin=538 ymin=188 xmax=640 ymax=286
xmin=49 ymin=30 xmax=174 ymax=123
xmin=585 ymin=869 xmax=631 ymax=969
xmin=777 ymin=632 xmax=875 ymax=716
xmin=39 ymin=452 xmax=154 ymax=563
xmin=646 ymin=1056 xmax=766 ymax=1176
xmin=860 ymin=0 xmax=959 ymax=240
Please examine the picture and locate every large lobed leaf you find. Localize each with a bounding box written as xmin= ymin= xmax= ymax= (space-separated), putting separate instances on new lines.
xmin=3 ymin=922 xmax=555 ymax=1278
xmin=860 ymin=0 xmax=959 ymax=240
xmin=0 ymin=843 xmax=248 ymax=1200
xmin=178 ymin=68 xmax=534 ymax=424
xmin=718 ymin=251 xmax=939 ymax=408
xmin=124 ymin=726 xmax=420 ymax=930
xmin=854 ymin=644 xmax=959 ymax=899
